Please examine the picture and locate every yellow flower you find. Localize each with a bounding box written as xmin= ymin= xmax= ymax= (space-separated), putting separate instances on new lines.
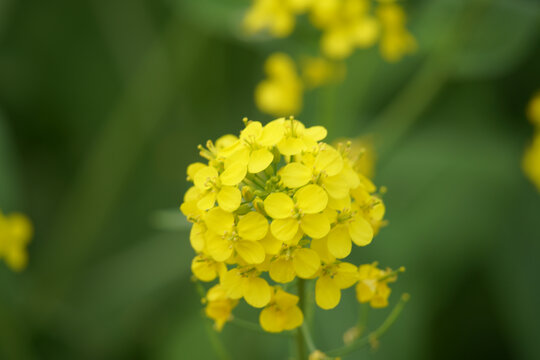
xmin=181 ymin=117 xmax=401 ymax=332
xmin=255 ymin=53 xmax=303 ymax=116
xmin=528 ymin=91 xmax=540 ymax=127
xmin=301 ymin=57 xmax=345 ymax=88
xmin=205 ymin=284 xmax=239 ymax=331
xmin=0 ymin=211 xmax=33 ymax=272
xmin=244 ymin=0 xmax=312 ymax=38
xmin=191 ymin=254 xmax=227 ymax=282
xmin=259 ymin=287 xmax=304 ymax=332
xmin=356 ymin=263 xmax=402 ymax=308
xmin=204 ymin=208 xmax=268 ymax=264
xmin=269 ymin=245 xmax=321 ymax=283
xmin=523 ymin=133 xmax=540 ymax=192
xmin=377 ymin=2 xmax=416 ymax=62
xmin=315 ymin=261 xmax=358 ymax=309
xmin=221 ymin=266 xmax=272 ymax=308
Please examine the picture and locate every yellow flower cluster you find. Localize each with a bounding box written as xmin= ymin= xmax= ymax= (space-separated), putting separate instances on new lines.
xmin=181 ymin=117 xmax=401 ymax=332
xmin=523 ymin=92 xmax=540 ymax=191
xmin=244 ymin=0 xmax=416 ymax=62
xmin=0 ymin=211 xmax=33 ymax=271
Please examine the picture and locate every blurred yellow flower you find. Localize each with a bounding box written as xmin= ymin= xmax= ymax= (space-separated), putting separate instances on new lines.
xmin=523 ymin=133 xmax=540 ymax=192
xmin=255 ymin=53 xmax=303 ymax=116
xmin=301 ymin=56 xmax=346 ymax=88
xmin=523 ymin=92 xmax=540 ymax=192
xmin=356 ymin=263 xmax=403 ymax=308
xmin=527 ymin=91 xmax=540 ymax=127
xmin=181 ymin=117 xmax=401 ymax=333
xmin=0 ymin=211 xmax=33 ymax=272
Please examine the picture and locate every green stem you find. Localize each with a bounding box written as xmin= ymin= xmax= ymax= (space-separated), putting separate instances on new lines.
xmin=301 ymin=323 xmax=317 ymax=353
xmin=296 ymin=279 xmax=307 ymax=360
xmin=357 ymin=302 xmax=370 ymax=337
xmin=327 ymin=293 xmax=410 ymax=358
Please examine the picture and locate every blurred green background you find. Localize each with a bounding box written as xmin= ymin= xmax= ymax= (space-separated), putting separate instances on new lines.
xmin=1 ymin=0 xmax=540 ymax=359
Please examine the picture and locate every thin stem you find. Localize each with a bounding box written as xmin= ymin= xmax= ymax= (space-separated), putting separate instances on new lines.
xmin=357 ymin=302 xmax=370 ymax=337
xmin=296 ymin=279 xmax=307 ymax=360
xmin=301 ymin=323 xmax=317 ymax=353
xmin=327 ymin=293 xmax=410 ymax=358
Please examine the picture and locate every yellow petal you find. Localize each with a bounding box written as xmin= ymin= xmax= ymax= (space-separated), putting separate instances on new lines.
xmin=194 ymin=166 xmax=218 ymax=190
xmin=189 ymin=223 xmax=206 ymax=252
xmin=270 ymin=218 xmax=299 ymax=241
xmin=204 ymin=208 xmax=234 ymax=235
xmin=240 ymin=121 xmax=263 ymax=140
xmin=260 ymin=307 xmax=283 ymax=333
xmin=237 ymin=212 xmax=268 ymax=241
xmin=259 ymin=232 xmax=283 ymax=255
xmin=314 ymin=146 xmax=343 ymax=176
xmin=206 ymin=232 xmax=233 ymax=262
xmin=258 ymin=118 xmax=285 ymax=146
xmin=278 ymin=137 xmax=305 ymax=156
xmin=334 ymin=262 xmax=359 ymax=289
xmin=315 ymin=275 xmax=341 ymax=310
xmin=221 ymin=268 xmax=244 ymax=299
xmin=292 ymin=248 xmax=321 ymax=278
xmin=322 ymin=173 xmax=349 ymax=199
xmin=348 ymin=216 xmax=374 ymax=246
xmin=197 ymin=192 xmax=217 ymax=211
xmin=294 ymin=184 xmax=328 ymax=214
xmin=248 ymin=148 xmax=274 ymax=173
xmin=236 ymin=240 xmax=265 ymax=264
xmin=242 ymin=276 xmax=271 ymax=308
xmin=327 ymin=195 xmax=351 ymax=211
xmin=327 ymin=225 xmax=352 ymax=259
xmin=304 ymin=126 xmax=327 ymax=141
xmin=187 ymin=162 xmax=206 ymax=180
xmin=282 ymin=306 xmax=304 ymax=331
xmin=217 ymin=186 xmax=241 ymax=212
xmin=264 ymin=193 xmax=294 ymax=219
xmin=310 ymin=237 xmax=336 ymax=264
xmin=301 ymin=213 xmax=330 ymax=239
xmin=220 ymin=162 xmax=247 ymax=186
xmin=274 ymin=288 xmax=299 ymax=307
xmin=269 ymin=258 xmax=296 ymax=283
xmin=279 ymin=162 xmax=312 ymax=188
xmin=356 ymin=280 xmax=377 ymax=303
xmin=191 ymin=255 xmax=218 ymax=282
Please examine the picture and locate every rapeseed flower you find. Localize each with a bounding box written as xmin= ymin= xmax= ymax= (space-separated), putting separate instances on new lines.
xmin=246 ymin=0 xmax=415 ymax=116
xmin=0 ymin=211 xmax=33 ymax=271
xmin=523 ymin=92 xmax=540 ymax=191
xmin=181 ymin=117 xmax=401 ymax=333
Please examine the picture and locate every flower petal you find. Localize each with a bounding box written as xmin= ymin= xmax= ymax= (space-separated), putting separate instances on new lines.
xmin=348 ymin=216 xmax=374 ymax=246
xmin=300 ymin=213 xmax=330 ymax=239
xmin=237 ymin=212 xmax=268 ymax=241
xmin=235 ymin=240 xmax=266 ymax=264
xmin=270 ymin=218 xmax=299 ymax=241
xmin=315 ymin=275 xmax=341 ymax=310
xmin=279 ymin=162 xmax=312 ymax=188
xmin=327 ymin=225 xmax=352 ymax=259
xmin=217 ymin=186 xmax=241 ymax=212
xmin=242 ymin=276 xmax=271 ymax=308
xmin=294 ymin=184 xmax=328 ymax=214
xmin=264 ymin=192 xmax=295 ymax=219
xmin=292 ymin=248 xmax=321 ymax=278
xmin=248 ymin=148 xmax=274 ymax=173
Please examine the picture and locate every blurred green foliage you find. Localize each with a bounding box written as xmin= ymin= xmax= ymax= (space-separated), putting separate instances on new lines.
xmin=0 ymin=0 xmax=539 ymax=359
